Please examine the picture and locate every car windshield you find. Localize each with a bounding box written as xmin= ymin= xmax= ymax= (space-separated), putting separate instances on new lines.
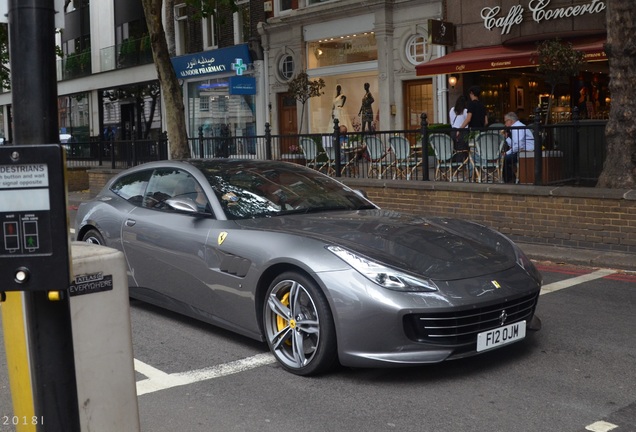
xmin=189 ymin=160 xmax=375 ymax=220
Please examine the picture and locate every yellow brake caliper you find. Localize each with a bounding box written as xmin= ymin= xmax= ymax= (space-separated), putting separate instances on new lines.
xmin=276 ymin=292 xmax=294 ymax=346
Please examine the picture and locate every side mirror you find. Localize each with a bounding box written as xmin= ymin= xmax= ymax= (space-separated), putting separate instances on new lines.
xmin=165 ymin=198 xmax=199 ymax=213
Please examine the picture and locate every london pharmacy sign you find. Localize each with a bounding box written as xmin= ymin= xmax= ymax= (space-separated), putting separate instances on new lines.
xmin=481 ymin=0 xmax=606 ymax=35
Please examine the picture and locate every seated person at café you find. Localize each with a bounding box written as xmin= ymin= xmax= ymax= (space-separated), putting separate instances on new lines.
xmin=501 ymin=112 xmax=534 ymax=183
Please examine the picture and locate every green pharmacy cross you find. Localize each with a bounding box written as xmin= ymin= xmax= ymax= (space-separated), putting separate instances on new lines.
xmin=232 ymin=58 xmax=247 ymax=75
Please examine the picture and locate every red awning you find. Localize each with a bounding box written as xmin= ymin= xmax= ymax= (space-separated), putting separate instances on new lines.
xmin=415 ymin=38 xmax=606 ymax=76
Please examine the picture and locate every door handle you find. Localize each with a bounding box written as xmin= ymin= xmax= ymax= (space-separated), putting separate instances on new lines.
xmin=125 ymin=219 xmax=136 ymax=227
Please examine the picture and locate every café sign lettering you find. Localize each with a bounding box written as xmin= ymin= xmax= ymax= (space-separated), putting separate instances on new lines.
xmin=481 ymin=0 xmax=605 ymax=35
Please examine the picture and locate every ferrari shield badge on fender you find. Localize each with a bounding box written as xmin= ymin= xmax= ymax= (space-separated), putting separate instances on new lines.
xmin=218 ymin=231 xmax=228 ymax=245
xmin=491 ymin=280 xmax=501 ymax=289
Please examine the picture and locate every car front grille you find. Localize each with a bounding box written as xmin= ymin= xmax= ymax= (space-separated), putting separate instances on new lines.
xmin=404 ymin=293 xmax=539 ymax=346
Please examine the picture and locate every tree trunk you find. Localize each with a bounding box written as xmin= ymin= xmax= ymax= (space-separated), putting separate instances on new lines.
xmin=597 ymin=0 xmax=636 ymax=188
xmin=164 ymin=0 xmax=176 ymax=57
xmin=141 ymin=0 xmax=191 ymax=159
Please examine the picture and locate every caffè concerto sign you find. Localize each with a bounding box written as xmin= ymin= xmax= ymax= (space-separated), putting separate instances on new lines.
xmin=481 ymin=0 xmax=605 ymax=35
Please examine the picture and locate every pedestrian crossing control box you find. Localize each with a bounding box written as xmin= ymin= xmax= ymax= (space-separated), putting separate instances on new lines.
xmin=0 ymin=144 xmax=70 ymax=292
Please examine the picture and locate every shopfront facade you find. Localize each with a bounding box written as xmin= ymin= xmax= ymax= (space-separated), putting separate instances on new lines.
xmin=416 ymin=0 xmax=608 ymax=125
xmin=260 ymin=0 xmax=446 ymax=154
xmin=171 ymin=43 xmax=269 ymax=156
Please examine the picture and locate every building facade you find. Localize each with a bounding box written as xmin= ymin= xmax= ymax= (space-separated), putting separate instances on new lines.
xmin=417 ymin=0 xmax=608 ymax=125
xmin=259 ymin=0 xmax=449 ymax=145
xmin=0 ymin=0 xmax=608 ymax=154
xmin=0 ymin=0 xmax=266 ymax=148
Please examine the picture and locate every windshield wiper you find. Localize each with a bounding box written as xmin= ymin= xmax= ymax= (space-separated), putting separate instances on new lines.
xmin=276 ymin=205 xmax=351 ymax=215
xmin=356 ymin=204 xmax=377 ymax=210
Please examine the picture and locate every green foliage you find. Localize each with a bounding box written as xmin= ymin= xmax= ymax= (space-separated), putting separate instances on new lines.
xmin=0 ymin=24 xmax=9 ymax=89
xmin=287 ymin=71 xmax=325 ymax=132
xmin=536 ymin=39 xmax=585 ymax=124
xmin=536 ymin=38 xmax=585 ymax=88
xmin=184 ymin=0 xmax=238 ymax=20
xmin=288 ymin=71 xmax=325 ymax=105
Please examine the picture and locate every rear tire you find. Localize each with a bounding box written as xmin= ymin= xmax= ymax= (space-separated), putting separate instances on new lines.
xmin=81 ymin=228 xmax=105 ymax=245
xmin=263 ymin=271 xmax=338 ymax=376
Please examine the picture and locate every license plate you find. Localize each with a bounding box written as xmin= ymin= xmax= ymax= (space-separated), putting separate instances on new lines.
xmin=477 ymin=321 xmax=526 ymax=352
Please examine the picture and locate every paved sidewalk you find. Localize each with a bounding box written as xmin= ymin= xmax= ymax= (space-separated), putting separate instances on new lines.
xmin=66 ymin=190 xmax=636 ymax=272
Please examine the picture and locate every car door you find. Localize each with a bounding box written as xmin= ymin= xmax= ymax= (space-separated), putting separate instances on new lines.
xmin=121 ymin=168 xmax=221 ymax=317
xmin=121 ymin=166 xmax=264 ymax=337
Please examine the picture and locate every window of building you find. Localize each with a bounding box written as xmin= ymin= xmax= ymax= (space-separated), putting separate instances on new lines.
xmin=187 ymin=79 xmax=256 ymax=154
xmin=233 ymin=2 xmax=251 ymax=45
xmin=309 ymin=74 xmax=379 ymax=134
xmin=278 ymin=55 xmax=295 ymax=81
xmin=405 ymin=34 xmax=429 ymax=65
xmin=200 ymin=95 xmax=210 ymax=112
xmin=203 ymin=14 xmax=218 ymax=50
xmin=58 ymin=92 xmax=90 ymax=142
xmin=307 ymin=32 xmax=377 ymax=69
xmin=275 ymin=0 xmax=293 ymax=16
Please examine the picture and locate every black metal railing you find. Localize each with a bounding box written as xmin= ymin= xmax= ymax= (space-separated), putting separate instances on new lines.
xmin=61 ymin=110 xmax=607 ymax=186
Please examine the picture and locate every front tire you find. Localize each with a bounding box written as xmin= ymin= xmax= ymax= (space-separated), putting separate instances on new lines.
xmin=81 ymin=228 xmax=105 ymax=245
xmin=263 ymin=271 xmax=337 ymax=376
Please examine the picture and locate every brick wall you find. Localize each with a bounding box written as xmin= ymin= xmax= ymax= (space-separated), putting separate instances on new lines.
xmin=342 ymin=178 xmax=636 ymax=255
xmin=86 ymin=169 xmax=636 ymax=255
xmin=66 ymin=167 xmax=89 ymax=192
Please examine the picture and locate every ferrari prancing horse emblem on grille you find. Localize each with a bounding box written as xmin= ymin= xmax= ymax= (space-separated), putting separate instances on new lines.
xmin=499 ymin=309 xmax=508 ymax=325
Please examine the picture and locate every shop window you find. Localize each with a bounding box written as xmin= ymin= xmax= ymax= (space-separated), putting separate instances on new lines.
xmin=405 ymin=34 xmax=429 ymax=65
xmin=307 ymin=33 xmax=377 ymax=69
xmin=278 ymin=55 xmax=295 ymax=81
xmin=309 ymin=75 xmax=379 ymax=134
xmin=187 ymin=79 xmax=256 ymax=151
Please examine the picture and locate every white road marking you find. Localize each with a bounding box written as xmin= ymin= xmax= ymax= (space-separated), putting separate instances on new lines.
xmin=130 ymin=267 xmax=619 ymax=396
xmin=135 ymin=353 xmax=276 ymax=396
xmin=585 ymin=420 xmax=619 ymax=431
xmin=540 ymin=269 xmax=616 ymax=295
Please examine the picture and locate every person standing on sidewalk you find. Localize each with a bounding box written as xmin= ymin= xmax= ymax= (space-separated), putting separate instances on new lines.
xmin=459 ymin=85 xmax=488 ymax=131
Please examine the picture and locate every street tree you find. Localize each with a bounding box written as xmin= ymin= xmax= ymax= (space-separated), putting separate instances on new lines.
xmin=141 ymin=0 xmax=190 ymax=159
xmin=536 ymin=39 xmax=585 ymax=125
xmin=140 ymin=0 xmax=238 ymax=159
xmin=0 ymin=24 xmax=9 ymax=89
xmin=598 ymin=0 xmax=636 ymax=188
xmin=287 ymin=71 xmax=325 ymax=133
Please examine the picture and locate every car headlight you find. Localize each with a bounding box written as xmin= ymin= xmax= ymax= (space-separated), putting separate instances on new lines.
xmin=327 ymin=246 xmax=438 ymax=292
xmin=513 ymin=246 xmax=543 ymax=285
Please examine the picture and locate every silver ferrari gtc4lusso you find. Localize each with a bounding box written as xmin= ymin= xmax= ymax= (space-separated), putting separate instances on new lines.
xmin=75 ymin=159 xmax=542 ymax=375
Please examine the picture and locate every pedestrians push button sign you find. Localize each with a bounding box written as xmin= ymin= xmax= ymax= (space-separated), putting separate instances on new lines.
xmin=0 ymin=164 xmax=51 ymax=256
xmin=0 ymin=144 xmax=70 ymax=292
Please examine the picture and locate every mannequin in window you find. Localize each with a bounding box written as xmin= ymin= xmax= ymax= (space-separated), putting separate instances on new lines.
xmin=328 ymin=85 xmax=352 ymax=132
xmin=359 ymin=82 xmax=375 ymax=132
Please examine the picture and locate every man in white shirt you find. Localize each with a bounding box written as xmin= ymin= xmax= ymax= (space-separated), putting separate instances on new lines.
xmin=502 ymin=112 xmax=535 ymax=183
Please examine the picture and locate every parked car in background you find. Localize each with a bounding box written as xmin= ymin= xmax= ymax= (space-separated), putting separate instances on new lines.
xmin=60 ymin=133 xmax=76 ymax=155
xmin=75 ymin=159 xmax=543 ymax=375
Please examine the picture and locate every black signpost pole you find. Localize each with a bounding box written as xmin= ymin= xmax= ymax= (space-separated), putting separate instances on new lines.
xmin=7 ymin=0 xmax=81 ymax=430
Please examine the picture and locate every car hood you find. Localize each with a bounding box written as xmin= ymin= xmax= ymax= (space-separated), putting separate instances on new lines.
xmin=236 ymin=209 xmax=517 ymax=280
